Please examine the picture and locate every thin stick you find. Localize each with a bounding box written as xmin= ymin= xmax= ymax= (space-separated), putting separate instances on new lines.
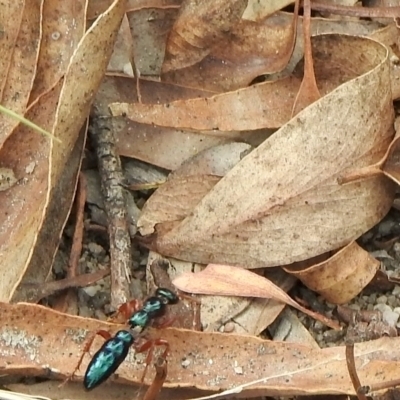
xmin=345 ymin=342 xmax=368 ymax=400
xmin=143 ymin=357 xmax=168 ymax=400
xmin=89 ymin=116 xmax=138 ymax=307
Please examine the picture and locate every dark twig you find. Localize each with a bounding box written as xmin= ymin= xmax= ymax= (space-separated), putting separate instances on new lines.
xmin=89 ymin=115 xmax=139 ymax=308
xmin=69 ymin=172 xmax=87 ymax=278
xmin=143 ymin=356 xmax=168 ymax=400
xmin=345 ymin=340 xmax=368 ymax=400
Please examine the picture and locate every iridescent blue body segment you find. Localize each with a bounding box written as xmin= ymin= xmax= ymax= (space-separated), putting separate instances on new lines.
xmin=84 ymin=330 xmax=134 ymax=391
xmin=155 ymin=288 xmax=179 ymax=304
xmin=82 ymin=288 xmax=177 ymax=390
xmin=128 ymin=288 xmax=178 ymax=330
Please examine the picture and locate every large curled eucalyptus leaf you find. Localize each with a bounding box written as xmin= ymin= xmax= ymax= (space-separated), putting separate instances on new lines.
xmin=144 ymin=34 xmax=395 ymax=268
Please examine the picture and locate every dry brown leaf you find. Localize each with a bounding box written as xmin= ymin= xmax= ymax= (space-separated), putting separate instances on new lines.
xmin=110 ymin=76 xmax=299 ymax=130
xmin=0 ymin=0 xmax=41 ymax=148
xmin=0 ymin=0 xmax=126 ymax=302
xmin=111 ymin=31 xmax=393 ymax=131
xmin=368 ymin=23 xmax=400 ymax=100
xmin=162 ymin=0 xmax=248 ymax=73
xmin=29 ymin=1 xmax=87 ymax=102
xmin=97 ymin=75 xmax=252 ymax=169
xmin=2 ymin=302 xmax=400 ymax=397
xmin=283 ymin=242 xmax=380 ymax=304
xmin=140 ymin=35 xmax=395 ymax=269
xmin=0 ymin=1 xmax=24 ymax=97
xmin=127 ymin=7 xmax=178 ymax=76
xmin=138 ymin=143 xmax=251 ymax=235
xmin=161 ymin=7 xmax=298 ymax=92
xmin=12 ymin=127 xmax=86 ymax=303
xmin=291 ymin=0 xmax=321 ymax=116
xmin=243 ymin=0 xmax=295 ymax=20
xmin=173 ymin=264 xmax=340 ymax=329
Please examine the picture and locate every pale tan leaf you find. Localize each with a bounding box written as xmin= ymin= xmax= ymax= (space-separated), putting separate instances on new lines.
xmin=147 ymin=35 xmax=395 ymax=269
xmin=138 ymin=143 xmax=251 ymax=235
xmin=4 ymin=302 xmax=400 ymax=397
xmin=173 ymin=264 xmax=340 ymax=329
xmin=283 ymin=242 xmax=380 ymax=304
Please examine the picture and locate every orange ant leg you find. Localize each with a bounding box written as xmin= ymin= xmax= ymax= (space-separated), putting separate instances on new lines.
xmin=110 ymin=299 xmax=142 ymax=323
xmin=134 ymin=338 xmax=170 ymax=383
xmin=61 ymin=330 xmax=111 ymax=387
xmin=72 ymin=330 xmax=111 ymax=378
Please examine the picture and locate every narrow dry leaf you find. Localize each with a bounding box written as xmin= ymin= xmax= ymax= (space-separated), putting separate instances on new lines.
xmin=12 ymin=127 xmax=86 ymax=303
xmin=2 ymin=302 xmax=400 ymax=397
xmin=29 ymin=1 xmax=86 ymax=102
xmin=283 ymin=242 xmax=380 ymax=304
xmin=96 ymin=75 xmax=248 ymax=169
xmin=291 ymin=0 xmax=321 ymax=116
xmin=145 ymin=35 xmax=395 ymax=269
xmin=233 ymin=269 xmax=298 ymax=335
xmin=0 ymin=0 xmax=41 ymax=148
xmin=0 ymin=0 xmax=24 ymax=97
xmin=110 ymin=76 xmax=300 ymax=131
xmin=0 ymin=84 xmax=60 ymax=301
xmin=139 ymin=175 xmax=221 ymax=236
xmin=0 ymin=0 xmax=127 ymax=301
xmin=173 ymin=264 xmax=341 ymax=329
xmin=162 ymin=0 xmax=248 ymax=72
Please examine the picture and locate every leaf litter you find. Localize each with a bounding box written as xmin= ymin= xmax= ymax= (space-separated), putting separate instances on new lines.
xmin=3 ymin=1 xmax=400 ymax=399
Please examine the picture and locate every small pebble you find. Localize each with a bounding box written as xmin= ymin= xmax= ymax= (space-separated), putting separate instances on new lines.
xmin=393 ymin=242 xmax=400 ymax=259
xmin=376 ymin=295 xmax=388 ymax=304
xmin=223 ymin=322 xmax=235 ymax=333
xmin=382 ymin=310 xmax=399 ymax=327
xmin=393 ymin=286 xmax=400 ymax=296
xmin=369 ymin=293 xmax=377 ymax=304
xmin=348 ymin=303 xmax=361 ymax=311
xmin=323 ymin=329 xmax=345 ymax=342
xmin=88 ymin=242 xmax=105 ymax=256
xmin=313 ymin=321 xmax=324 ymax=331
xmin=82 ymin=285 xmax=99 ymax=297
xmin=373 ymin=303 xmax=391 ymax=313
xmin=388 ymin=295 xmax=397 ymax=307
xmin=378 ymin=220 xmax=396 ymax=236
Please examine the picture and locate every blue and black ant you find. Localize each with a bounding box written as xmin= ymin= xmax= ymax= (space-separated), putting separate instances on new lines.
xmin=71 ymin=288 xmax=179 ymax=390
